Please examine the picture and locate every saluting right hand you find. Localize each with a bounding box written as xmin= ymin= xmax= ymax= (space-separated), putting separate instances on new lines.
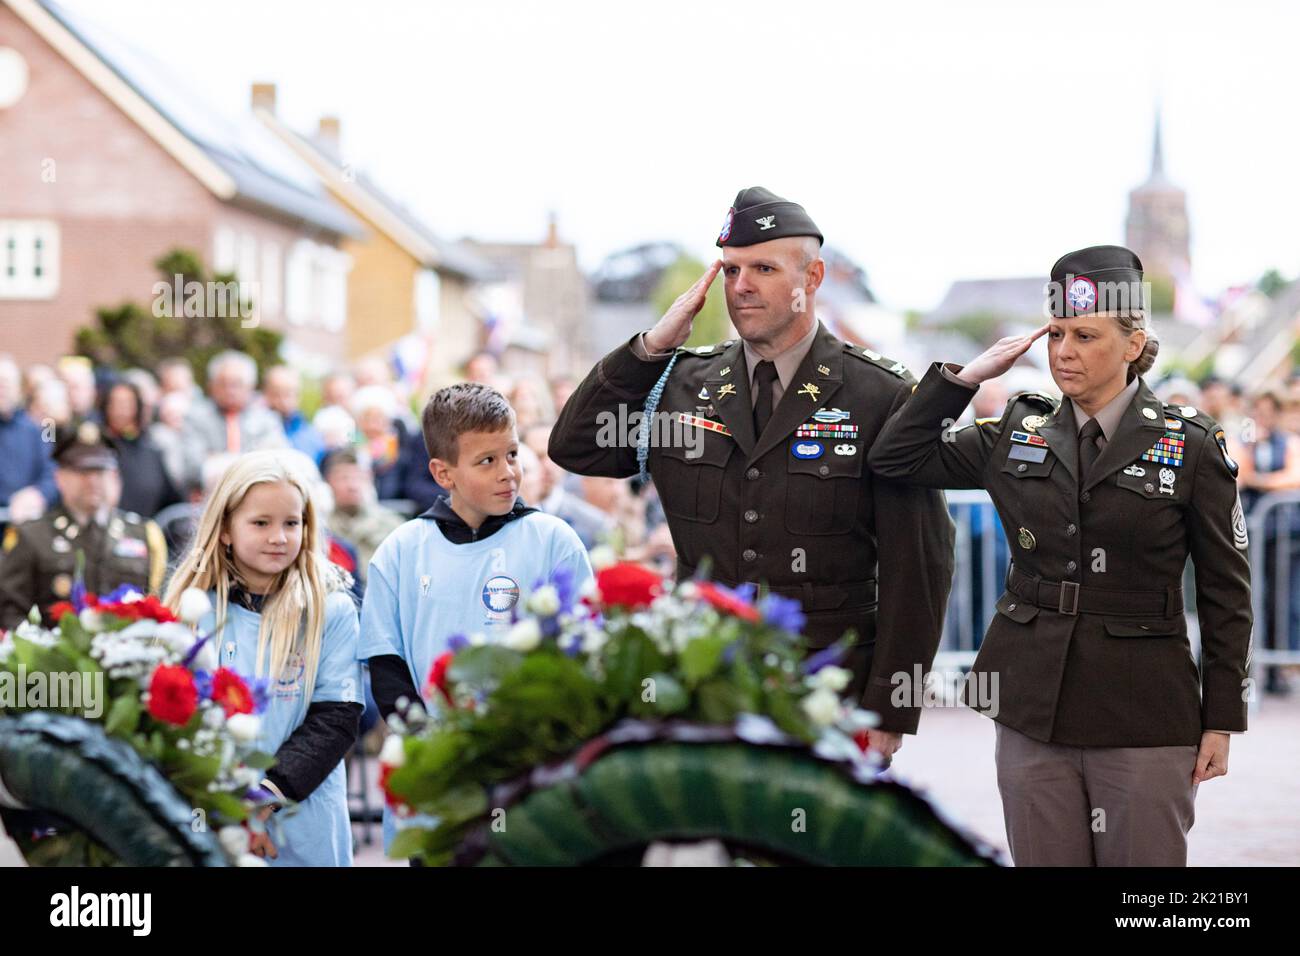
xmin=642 ymin=260 xmax=723 ymax=355
xmin=955 ymin=323 xmax=1051 ymax=386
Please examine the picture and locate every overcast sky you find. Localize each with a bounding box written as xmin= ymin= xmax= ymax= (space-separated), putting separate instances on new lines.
xmin=57 ymin=0 xmax=1300 ymax=311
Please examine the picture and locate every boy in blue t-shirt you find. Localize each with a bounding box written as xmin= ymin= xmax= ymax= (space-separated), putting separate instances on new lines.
xmin=359 ymin=382 xmax=593 ymax=850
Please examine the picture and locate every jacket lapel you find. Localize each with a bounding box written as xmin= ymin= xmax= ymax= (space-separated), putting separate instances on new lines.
xmin=1082 ymin=379 xmax=1167 ymax=493
xmin=748 ymin=323 xmax=844 ymax=465
xmin=700 ymin=341 xmax=754 ymax=457
xmin=1034 ymin=401 xmax=1077 ymax=483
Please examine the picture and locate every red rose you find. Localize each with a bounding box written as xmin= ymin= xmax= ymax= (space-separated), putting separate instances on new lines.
xmin=425 ymin=651 xmax=455 ymax=706
xmin=595 ymin=562 xmax=662 ymax=609
xmin=853 ymin=728 xmax=872 ymax=754
xmin=378 ymin=764 xmax=413 ymax=812
xmin=47 ymin=601 xmax=76 ymax=620
xmin=99 ymin=596 xmax=178 ymax=623
xmin=147 ymin=664 xmax=199 ymax=726
xmin=211 ymin=667 xmax=256 ymax=716
xmin=696 ymin=582 xmax=761 ymax=622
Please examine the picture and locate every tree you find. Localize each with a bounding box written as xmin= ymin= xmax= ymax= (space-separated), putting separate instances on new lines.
xmin=75 ymin=248 xmax=282 ymax=387
xmin=651 ymin=254 xmax=730 ymax=349
xmin=1259 ymin=269 xmax=1289 ymax=298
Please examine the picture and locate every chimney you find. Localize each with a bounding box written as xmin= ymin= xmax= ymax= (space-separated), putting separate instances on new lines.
xmin=250 ymin=82 xmax=277 ymax=114
xmin=316 ymin=116 xmax=341 ymax=159
xmin=544 ymin=210 xmax=559 ymax=248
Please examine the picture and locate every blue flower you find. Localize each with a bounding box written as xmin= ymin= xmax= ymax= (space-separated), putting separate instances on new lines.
xmin=193 ymin=669 xmax=213 ymax=699
xmin=802 ymin=643 xmax=846 ymax=675
xmin=104 ymin=584 xmax=145 ymax=604
xmin=248 ymin=678 xmax=270 ymax=715
xmin=533 ymin=565 xmax=579 ymax=616
xmin=759 ymin=593 xmax=806 ymax=634
xmin=447 ymin=633 xmax=470 ymax=652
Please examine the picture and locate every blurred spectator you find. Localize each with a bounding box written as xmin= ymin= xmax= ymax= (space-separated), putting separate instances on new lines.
xmin=157 ymin=357 xmax=201 ymax=401
xmin=549 ymin=374 xmax=579 ymax=417
xmin=1199 ymin=376 xmax=1240 ymax=436
xmin=57 ymin=356 xmax=98 ymax=421
xmin=148 ymin=390 xmax=205 ymax=495
xmin=322 ymin=447 xmax=404 ymax=586
xmin=321 ymin=370 xmax=356 ymax=411
xmin=29 ymin=378 xmax=73 ymax=430
xmin=522 ymin=424 xmax=611 ymax=548
xmin=313 ymin=404 xmax=357 ymax=455
xmin=122 ymin=368 xmax=161 ymax=424
xmin=1237 ymin=390 xmax=1300 ymax=510
xmin=509 ymin=378 xmax=550 ymax=434
xmin=970 ymin=379 xmax=1008 ymax=422
xmin=187 ymin=350 xmax=287 ymax=455
xmin=465 ymin=350 xmax=499 ymax=384
xmin=1156 ymin=377 xmax=1200 ymax=408
xmin=264 ymin=365 xmax=325 ymax=462
xmin=158 ymin=452 xmax=237 ymax=563
xmin=351 ymin=385 xmax=438 ymax=509
xmin=22 ymin=364 xmax=55 ymax=408
xmin=100 ymin=379 xmax=181 ymax=518
xmin=0 ymin=355 xmax=56 ymax=523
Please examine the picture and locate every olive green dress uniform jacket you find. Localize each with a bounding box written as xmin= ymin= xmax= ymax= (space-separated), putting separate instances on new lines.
xmin=868 ymin=362 xmax=1252 ymax=747
xmin=549 ymin=324 xmax=956 ymax=734
xmin=0 ymin=505 xmax=167 ymax=630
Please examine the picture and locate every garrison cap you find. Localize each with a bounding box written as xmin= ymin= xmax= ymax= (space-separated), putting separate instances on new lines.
xmin=1047 ymin=244 xmax=1146 ymax=318
xmin=716 ymin=186 xmax=824 ymax=248
xmin=53 ymin=420 xmax=119 ymax=470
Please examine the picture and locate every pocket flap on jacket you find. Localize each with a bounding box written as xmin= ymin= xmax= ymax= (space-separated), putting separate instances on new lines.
xmin=1102 ymin=618 xmax=1180 ymax=638
xmin=995 ymin=592 xmax=1040 ymax=623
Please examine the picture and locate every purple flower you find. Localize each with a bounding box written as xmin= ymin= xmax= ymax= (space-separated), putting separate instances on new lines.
xmin=193 ymin=669 xmax=213 ymax=699
xmin=559 ymin=632 xmax=583 ymax=657
xmin=447 ymin=633 xmax=470 ymax=652
xmin=245 ymin=786 xmax=275 ymax=804
xmin=760 ymin=593 xmax=806 ymax=634
xmin=182 ymin=633 xmax=211 ymax=669
xmin=248 ymin=677 xmax=270 ymax=715
xmin=70 ymin=578 xmax=89 ymax=613
xmin=802 ymin=643 xmax=846 ymax=675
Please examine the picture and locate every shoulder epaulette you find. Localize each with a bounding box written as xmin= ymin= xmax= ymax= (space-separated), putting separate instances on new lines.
xmin=676 ymin=339 xmax=735 ymax=357
xmin=845 ymin=344 xmax=911 ymax=379
xmin=1010 ymin=390 xmax=1059 ymax=413
xmin=1160 ymin=401 xmax=1216 ymax=434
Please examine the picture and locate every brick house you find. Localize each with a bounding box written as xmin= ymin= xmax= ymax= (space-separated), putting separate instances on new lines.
xmin=0 ymin=0 xmax=361 ymax=370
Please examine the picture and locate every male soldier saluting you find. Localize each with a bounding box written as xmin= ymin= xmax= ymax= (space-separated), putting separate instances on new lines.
xmin=0 ymin=421 xmax=167 ymax=629
xmin=551 ymin=187 xmax=955 ymax=759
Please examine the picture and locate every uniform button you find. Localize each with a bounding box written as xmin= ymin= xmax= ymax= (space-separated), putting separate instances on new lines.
xmin=819 ymin=465 xmax=829 ymax=476
xmin=744 ymin=509 xmax=760 ymax=523
xmin=1066 ymin=524 xmax=1077 ymax=536
xmin=1066 ymin=560 xmax=1077 ymax=573
xmin=1007 ymin=603 xmax=1017 ymax=612
xmin=746 ymin=467 xmax=761 ymax=481
xmin=1144 ymin=483 xmax=1155 ymax=493
xmin=1080 ymin=491 xmax=1091 ymax=503
xmin=742 ymin=549 xmax=757 ymax=562
xmin=1017 ymin=463 xmax=1027 ymax=473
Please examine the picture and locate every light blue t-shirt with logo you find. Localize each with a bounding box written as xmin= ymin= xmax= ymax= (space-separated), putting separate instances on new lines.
xmin=358 ymin=511 xmax=593 ymax=852
xmin=201 ymin=587 xmax=362 ymax=867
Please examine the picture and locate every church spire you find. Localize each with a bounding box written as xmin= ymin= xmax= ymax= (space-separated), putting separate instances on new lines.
xmin=1150 ymin=108 xmax=1164 ymax=180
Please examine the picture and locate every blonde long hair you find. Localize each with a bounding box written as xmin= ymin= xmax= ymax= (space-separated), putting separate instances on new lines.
xmin=165 ymin=450 xmax=341 ymax=691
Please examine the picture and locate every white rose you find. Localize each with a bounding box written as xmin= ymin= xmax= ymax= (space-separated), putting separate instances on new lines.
xmin=190 ymin=638 xmax=218 ymax=673
xmin=588 ymin=545 xmax=616 ymax=570
xmin=78 ymin=609 xmax=103 ymax=631
xmin=801 ymin=688 xmax=841 ymax=728
xmin=504 ymin=618 xmax=542 ymax=652
xmin=218 ymin=826 xmax=249 ymax=858
xmin=225 ymin=713 xmax=260 ymax=743
xmin=469 ymin=632 xmax=488 ymax=647
xmin=237 ymin=853 xmax=269 ymax=867
xmin=813 ymin=666 xmax=852 ymax=693
xmin=581 ymin=627 xmax=608 ymax=655
xmin=155 ymin=622 xmax=198 ymax=656
xmin=203 ymin=705 xmax=226 ymax=730
xmin=379 ymin=733 xmax=406 ymax=768
xmin=179 ymin=588 xmax=213 ymax=625
xmin=526 ymin=585 xmax=561 ymax=617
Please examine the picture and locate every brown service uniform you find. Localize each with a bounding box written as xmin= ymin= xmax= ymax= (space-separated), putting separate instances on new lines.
xmin=550 ymin=323 xmax=956 ymax=734
xmin=868 ymin=362 xmax=1251 ymax=748
xmin=0 ymin=505 xmax=167 ymax=629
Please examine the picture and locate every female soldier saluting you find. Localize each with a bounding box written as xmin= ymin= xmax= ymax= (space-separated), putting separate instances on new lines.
xmin=869 ymin=245 xmax=1250 ymax=867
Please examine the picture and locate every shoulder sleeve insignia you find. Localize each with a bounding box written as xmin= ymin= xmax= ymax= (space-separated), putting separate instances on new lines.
xmin=2 ymin=527 xmax=17 ymax=553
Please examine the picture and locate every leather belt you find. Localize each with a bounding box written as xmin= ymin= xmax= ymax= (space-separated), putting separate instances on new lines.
xmin=1007 ymin=563 xmax=1182 ymax=618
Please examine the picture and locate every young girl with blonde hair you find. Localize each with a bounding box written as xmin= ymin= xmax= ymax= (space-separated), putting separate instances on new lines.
xmin=165 ymin=449 xmax=362 ymax=866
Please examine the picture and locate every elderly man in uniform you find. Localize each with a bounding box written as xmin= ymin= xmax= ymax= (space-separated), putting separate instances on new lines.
xmin=0 ymin=422 xmax=167 ymax=629
xmin=550 ymin=187 xmax=955 ymax=759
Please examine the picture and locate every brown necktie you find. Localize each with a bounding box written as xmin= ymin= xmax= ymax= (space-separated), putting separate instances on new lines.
xmin=753 ymin=361 xmax=778 ymax=437
xmin=1078 ymin=417 xmax=1103 ymax=483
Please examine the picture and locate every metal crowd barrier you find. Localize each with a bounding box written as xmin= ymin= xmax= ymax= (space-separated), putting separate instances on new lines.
xmin=1245 ymin=491 xmax=1300 ymax=696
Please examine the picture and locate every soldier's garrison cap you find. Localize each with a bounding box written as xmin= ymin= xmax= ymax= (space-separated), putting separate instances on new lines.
xmin=53 ymin=420 xmax=119 ymax=470
xmin=1048 ymin=244 xmax=1146 ymax=318
xmin=716 ymin=186 xmax=824 ymax=248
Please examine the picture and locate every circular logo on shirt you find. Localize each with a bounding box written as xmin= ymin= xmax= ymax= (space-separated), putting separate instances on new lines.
xmin=274 ymin=651 xmax=306 ymax=700
xmin=482 ymin=575 xmax=520 ymax=613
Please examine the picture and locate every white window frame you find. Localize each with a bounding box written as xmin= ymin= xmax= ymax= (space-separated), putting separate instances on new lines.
xmin=0 ymin=220 xmax=60 ymax=300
